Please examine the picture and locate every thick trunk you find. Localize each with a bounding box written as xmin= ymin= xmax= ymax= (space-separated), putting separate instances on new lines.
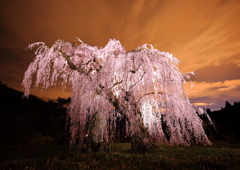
xmin=130 ymin=112 xmax=156 ymax=152
xmin=82 ymin=112 xmax=110 ymax=153
xmin=108 ymin=90 xmax=156 ymax=152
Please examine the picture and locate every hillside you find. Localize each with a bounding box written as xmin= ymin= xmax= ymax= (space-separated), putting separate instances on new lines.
xmin=0 ymin=81 xmax=69 ymax=147
xmin=206 ymin=101 xmax=240 ymax=140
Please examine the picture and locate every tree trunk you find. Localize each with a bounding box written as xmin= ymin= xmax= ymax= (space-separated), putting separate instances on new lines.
xmin=130 ymin=112 xmax=156 ymax=152
xmin=82 ymin=112 xmax=110 ymax=153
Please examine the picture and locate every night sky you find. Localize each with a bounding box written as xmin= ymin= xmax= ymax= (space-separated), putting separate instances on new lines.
xmin=0 ymin=0 xmax=239 ymax=110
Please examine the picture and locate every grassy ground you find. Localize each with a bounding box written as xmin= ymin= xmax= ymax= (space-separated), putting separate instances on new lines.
xmin=1 ymin=140 xmax=240 ymax=170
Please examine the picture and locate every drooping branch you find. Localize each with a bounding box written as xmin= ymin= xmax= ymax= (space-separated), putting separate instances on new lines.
xmin=95 ymin=84 xmax=105 ymax=95
xmin=54 ymin=49 xmax=77 ymax=70
xmin=130 ymin=64 xmax=141 ymax=74
xmin=110 ymin=80 xmax=123 ymax=90
xmin=93 ymin=57 xmax=103 ymax=71
xmin=137 ymin=92 xmax=165 ymax=103
xmin=55 ymin=49 xmax=103 ymax=76
xmin=129 ymin=71 xmax=145 ymax=90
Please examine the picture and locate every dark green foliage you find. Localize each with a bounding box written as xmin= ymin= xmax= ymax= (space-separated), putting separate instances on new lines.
xmin=206 ymin=101 xmax=240 ymax=140
xmin=0 ymin=82 xmax=68 ymax=147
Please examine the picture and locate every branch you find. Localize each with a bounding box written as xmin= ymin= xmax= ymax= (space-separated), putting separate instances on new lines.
xmin=129 ymin=71 xmax=145 ymax=90
xmin=137 ymin=91 xmax=165 ymax=103
xmin=54 ymin=49 xmax=77 ymax=70
xmin=107 ymin=90 xmax=126 ymax=114
xmin=130 ymin=64 xmax=141 ymax=74
xmin=55 ymin=49 xmax=103 ymax=75
xmin=96 ymin=80 xmax=125 ymax=114
xmin=96 ymin=84 xmax=105 ymax=95
xmin=93 ymin=57 xmax=103 ymax=71
xmin=110 ymin=80 xmax=123 ymax=90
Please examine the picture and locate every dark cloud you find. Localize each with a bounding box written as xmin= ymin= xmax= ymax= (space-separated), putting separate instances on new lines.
xmin=0 ymin=46 xmax=32 ymax=90
xmin=210 ymin=86 xmax=229 ymax=90
xmin=190 ymin=97 xmax=213 ymax=103
xmin=186 ymin=81 xmax=240 ymax=110
xmin=189 ymin=96 xmax=233 ymax=110
xmin=0 ymin=25 xmax=27 ymax=49
xmin=191 ymin=56 xmax=240 ymax=82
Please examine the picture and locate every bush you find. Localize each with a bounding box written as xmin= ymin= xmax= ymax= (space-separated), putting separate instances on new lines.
xmin=29 ymin=136 xmax=54 ymax=146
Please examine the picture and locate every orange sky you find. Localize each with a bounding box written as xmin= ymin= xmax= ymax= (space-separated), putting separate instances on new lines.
xmin=0 ymin=0 xmax=239 ymax=110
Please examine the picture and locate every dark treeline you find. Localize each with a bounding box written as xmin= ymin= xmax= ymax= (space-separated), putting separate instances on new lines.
xmin=0 ymin=81 xmax=239 ymax=148
xmin=202 ymin=101 xmax=240 ymax=140
xmin=0 ymin=81 xmax=70 ymax=147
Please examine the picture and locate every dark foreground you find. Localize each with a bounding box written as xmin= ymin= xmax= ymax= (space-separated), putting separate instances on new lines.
xmin=1 ymin=140 xmax=240 ymax=170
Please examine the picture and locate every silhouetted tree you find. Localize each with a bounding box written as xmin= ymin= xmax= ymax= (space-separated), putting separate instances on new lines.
xmin=224 ymin=101 xmax=232 ymax=110
xmin=0 ymin=82 xmax=67 ymax=146
xmin=207 ymin=100 xmax=240 ymax=140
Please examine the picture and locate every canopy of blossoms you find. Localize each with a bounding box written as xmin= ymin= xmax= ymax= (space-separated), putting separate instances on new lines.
xmin=22 ymin=38 xmax=212 ymax=147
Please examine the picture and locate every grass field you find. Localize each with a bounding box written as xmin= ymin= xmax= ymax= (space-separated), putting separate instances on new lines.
xmin=1 ymin=140 xmax=240 ymax=170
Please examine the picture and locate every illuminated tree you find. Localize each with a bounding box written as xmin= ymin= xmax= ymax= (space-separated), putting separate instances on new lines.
xmin=22 ymin=39 xmax=212 ymax=151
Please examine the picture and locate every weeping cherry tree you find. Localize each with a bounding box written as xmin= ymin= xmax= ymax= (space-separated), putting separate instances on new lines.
xmin=22 ymin=38 xmax=212 ymax=151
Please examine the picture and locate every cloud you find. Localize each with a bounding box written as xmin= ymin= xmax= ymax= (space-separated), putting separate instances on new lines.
xmin=0 ymin=47 xmax=32 ymax=89
xmin=173 ymin=0 xmax=240 ymax=72
xmin=190 ymin=55 xmax=240 ymax=82
xmin=185 ymin=79 xmax=240 ymax=110
xmin=193 ymin=102 xmax=214 ymax=106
